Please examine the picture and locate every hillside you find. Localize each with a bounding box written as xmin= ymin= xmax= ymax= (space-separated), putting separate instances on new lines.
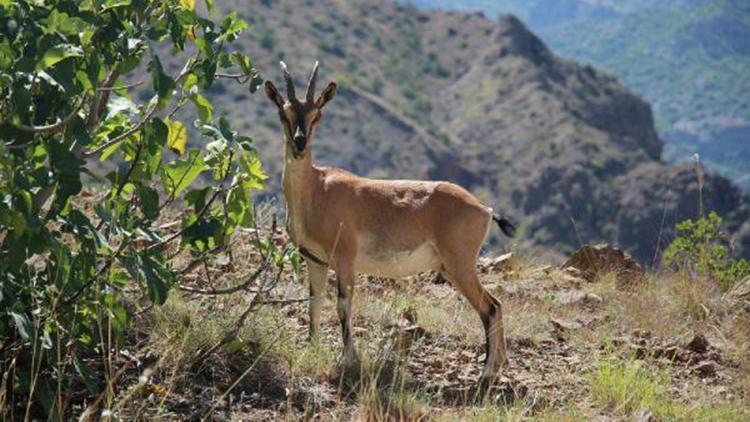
xmin=175 ymin=0 xmax=750 ymax=262
xmin=408 ymin=0 xmax=750 ymax=191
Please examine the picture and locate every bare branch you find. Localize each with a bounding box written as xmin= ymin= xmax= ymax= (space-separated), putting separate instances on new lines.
xmin=255 ymin=297 xmax=310 ymax=305
xmin=214 ymin=72 xmax=253 ymax=84
xmin=88 ymin=70 xmax=120 ymax=129
xmin=178 ymin=259 xmax=269 ymax=296
xmin=95 ymin=80 xmax=144 ymax=91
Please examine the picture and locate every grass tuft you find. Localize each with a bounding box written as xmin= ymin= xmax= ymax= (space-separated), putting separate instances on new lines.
xmin=589 ymin=353 xmax=747 ymax=421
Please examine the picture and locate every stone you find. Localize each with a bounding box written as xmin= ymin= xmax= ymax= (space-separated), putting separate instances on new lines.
xmin=550 ymin=318 xmax=583 ymax=332
xmin=479 ymin=252 xmax=521 ymax=274
xmin=555 ymin=290 xmax=603 ymax=307
xmin=561 ymin=244 xmax=644 ymax=286
xmin=695 ymin=360 xmax=717 ymax=377
xmin=685 ymin=334 xmax=710 ymax=354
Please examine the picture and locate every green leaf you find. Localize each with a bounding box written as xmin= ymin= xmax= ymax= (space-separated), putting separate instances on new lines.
xmin=141 ymin=118 xmax=168 ymax=177
xmin=182 ymin=214 xmax=223 ymax=251
xmin=9 ymin=311 xmax=31 ymax=341
xmin=101 ymin=0 xmax=132 ymax=12
xmin=182 ymin=73 xmax=199 ymax=92
xmin=231 ymin=52 xmax=253 ymax=74
xmin=238 ymin=149 xmax=267 ymax=191
xmin=136 ymin=185 xmax=159 ymax=220
xmin=162 ymin=149 xmax=206 ymax=196
xmin=226 ymin=184 xmax=253 ymax=229
xmin=249 ymin=72 xmax=263 ymax=94
xmin=74 ymin=358 xmax=100 ymax=395
xmin=151 ymin=54 xmax=175 ymax=109
xmin=0 ymin=41 xmax=15 ymax=70
xmin=10 ymin=212 xmax=27 ymax=239
xmin=185 ymin=187 xmax=210 ymax=212
xmin=36 ymin=44 xmax=83 ymax=71
xmin=180 ymin=0 xmax=195 ymax=12
xmin=218 ymin=117 xmax=234 ymax=141
xmin=165 ymin=119 xmax=188 ymax=155
xmin=190 ymin=93 xmax=212 ymax=122
xmin=216 ymin=12 xmax=248 ymax=43
xmin=142 ymin=256 xmax=173 ymax=305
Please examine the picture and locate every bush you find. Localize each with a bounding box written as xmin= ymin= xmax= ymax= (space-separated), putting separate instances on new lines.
xmin=663 ymin=212 xmax=750 ymax=291
xmin=0 ymin=1 xmax=266 ymax=417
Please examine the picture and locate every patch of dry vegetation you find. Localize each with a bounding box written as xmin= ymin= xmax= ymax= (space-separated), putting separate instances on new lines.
xmin=100 ymin=244 xmax=750 ymax=420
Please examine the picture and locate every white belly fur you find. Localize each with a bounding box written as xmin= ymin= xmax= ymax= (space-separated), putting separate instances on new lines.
xmin=355 ymin=242 xmax=440 ymax=278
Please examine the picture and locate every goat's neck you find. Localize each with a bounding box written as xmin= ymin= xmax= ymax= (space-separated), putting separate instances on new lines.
xmin=282 ymin=147 xmax=316 ymax=244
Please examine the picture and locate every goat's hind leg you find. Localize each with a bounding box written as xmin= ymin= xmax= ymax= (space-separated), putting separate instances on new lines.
xmin=442 ymin=264 xmax=507 ymax=384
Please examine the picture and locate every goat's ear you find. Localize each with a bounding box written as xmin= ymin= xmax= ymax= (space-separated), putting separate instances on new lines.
xmin=264 ymin=81 xmax=285 ymax=110
xmin=316 ymin=82 xmax=336 ymax=109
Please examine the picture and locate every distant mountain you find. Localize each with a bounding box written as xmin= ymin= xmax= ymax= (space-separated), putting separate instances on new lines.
xmin=407 ymin=0 xmax=750 ymax=191
xmin=163 ymin=0 xmax=750 ymax=261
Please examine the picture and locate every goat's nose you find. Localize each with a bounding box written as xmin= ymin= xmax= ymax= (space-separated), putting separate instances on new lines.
xmin=293 ymin=127 xmax=306 ymax=149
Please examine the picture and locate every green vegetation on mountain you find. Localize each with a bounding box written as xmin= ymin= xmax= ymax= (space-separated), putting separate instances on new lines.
xmin=408 ymin=0 xmax=750 ymax=190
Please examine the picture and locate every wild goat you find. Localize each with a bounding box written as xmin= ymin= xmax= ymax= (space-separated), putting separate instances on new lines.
xmin=264 ymin=62 xmax=516 ymax=385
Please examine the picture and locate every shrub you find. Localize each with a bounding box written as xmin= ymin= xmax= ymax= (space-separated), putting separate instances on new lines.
xmin=663 ymin=212 xmax=750 ymax=291
xmin=0 ymin=1 xmax=266 ymax=417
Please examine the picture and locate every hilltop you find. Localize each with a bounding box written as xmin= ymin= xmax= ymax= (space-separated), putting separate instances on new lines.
xmin=163 ymin=0 xmax=750 ymax=261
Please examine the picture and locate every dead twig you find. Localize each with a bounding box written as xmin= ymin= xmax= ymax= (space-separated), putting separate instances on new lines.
xmin=95 ymin=80 xmax=143 ymax=91
xmin=215 ymin=71 xmax=254 ymax=84
xmin=178 ymin=259 xmax=269 ymax=296
xmin=255 ymin=296 xmax=310 ymax=305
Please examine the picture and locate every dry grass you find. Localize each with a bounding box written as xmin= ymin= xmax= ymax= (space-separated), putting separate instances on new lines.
xmin=99 ymin=252 xmax=750 ymax=420
xmin=597 ymin=271 xmax=727 ymax=338
xmin=588 ymin=352 xmax=746 ymax=421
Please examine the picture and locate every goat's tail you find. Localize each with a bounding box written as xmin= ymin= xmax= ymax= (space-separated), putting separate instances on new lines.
xmin=492 ymin=213 xmax=516 ymax=238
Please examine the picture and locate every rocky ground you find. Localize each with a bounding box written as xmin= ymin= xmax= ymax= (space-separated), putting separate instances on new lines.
xmin=87 ymin=229 xmax=750 ymax=421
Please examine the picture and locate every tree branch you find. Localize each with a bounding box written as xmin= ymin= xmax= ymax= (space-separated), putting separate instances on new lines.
xmin=11 ymin=94 xmax=87 ymax=135
xmin=178 ymin=259 xmax=270 ymax=295
xmin=81 ymin=102 xmax=157 ymax=158
xmin=214 ymin=71 xmax=254 ymax=84
xmin=95 ymin=80 xmax=143 ymax=91
xmin=88 ymin=70 xmax=120 ymax=130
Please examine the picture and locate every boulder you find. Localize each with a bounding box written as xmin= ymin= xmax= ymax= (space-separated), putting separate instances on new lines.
xmin=685 ymin=334 xmax=710 ymax=354
xmin=478 ymin=252 xmax=521 ymax=274
xmin=561 ymin=244 xmax=644 ymax=286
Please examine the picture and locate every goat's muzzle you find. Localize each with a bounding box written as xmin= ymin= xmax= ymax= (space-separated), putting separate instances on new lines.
xmin=292 ymin=126 xmax=306 ymax=157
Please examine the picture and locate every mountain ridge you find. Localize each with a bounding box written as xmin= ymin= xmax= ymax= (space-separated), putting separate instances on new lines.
xmin=175 ymin=0 xmax=750 ymax=261
xmin=407 ymin=0 xmax=750 ymax=191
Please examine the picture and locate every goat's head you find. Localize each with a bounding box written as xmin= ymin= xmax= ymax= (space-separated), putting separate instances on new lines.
xmin=264 ymin=61 xmax=336 ymax=159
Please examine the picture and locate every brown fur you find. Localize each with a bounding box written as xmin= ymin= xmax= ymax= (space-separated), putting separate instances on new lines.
xmin=265 ymin=63 xmax=511 ymax=384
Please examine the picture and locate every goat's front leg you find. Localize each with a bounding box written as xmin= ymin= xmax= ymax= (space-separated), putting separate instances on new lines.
xmin=335 ymin=266 xmax=358 ymax=363
xmin=306 ymin=260 xmax=328 ymax=341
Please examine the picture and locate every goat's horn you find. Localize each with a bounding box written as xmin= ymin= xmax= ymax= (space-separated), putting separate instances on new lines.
xmin=306 ymin=61 xmax=319 ymax=101
xmin=280 ymin=61 xmax=296 ymax=100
